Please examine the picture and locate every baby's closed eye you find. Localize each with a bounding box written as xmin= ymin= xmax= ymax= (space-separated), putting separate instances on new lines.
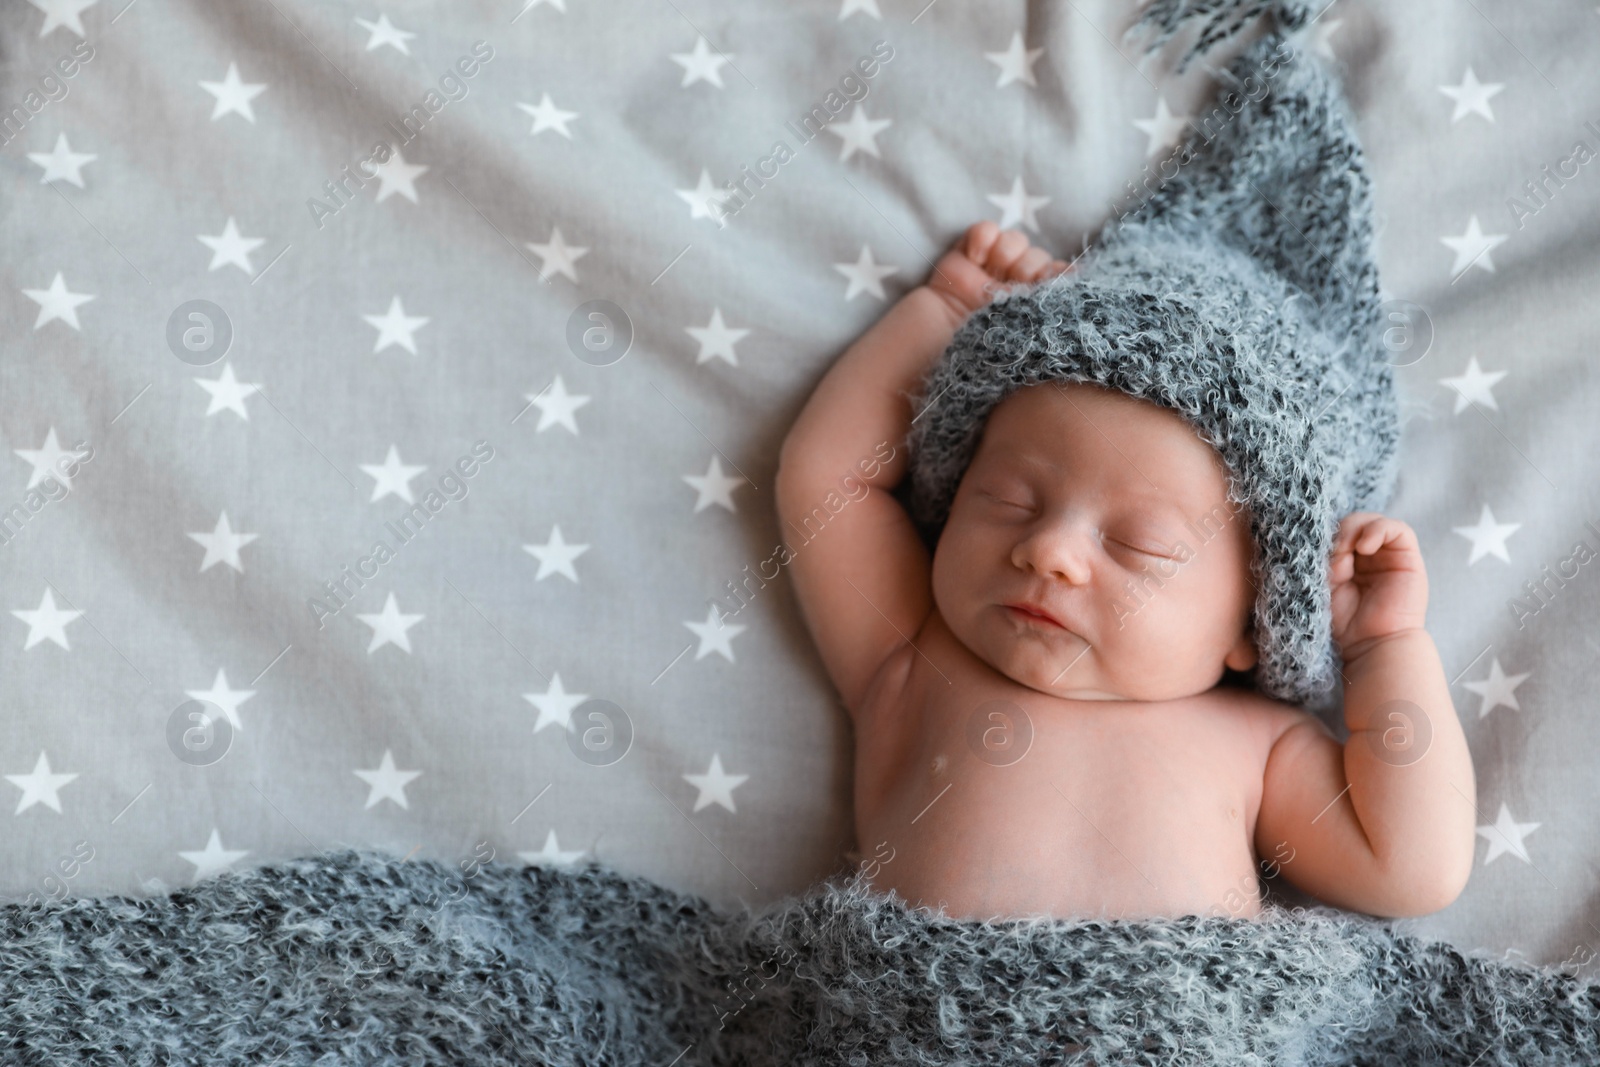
xmin=978 ymin=493 xmax=1177 ymax=559
xmin=1113 ymin=536 xmax=1179 ymax=559
xmin=978 ymin=488 xmax=1033 ymax=512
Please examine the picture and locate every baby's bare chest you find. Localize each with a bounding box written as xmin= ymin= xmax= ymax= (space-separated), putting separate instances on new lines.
xmin=850 ymin=642 xmax=1280 ymax=921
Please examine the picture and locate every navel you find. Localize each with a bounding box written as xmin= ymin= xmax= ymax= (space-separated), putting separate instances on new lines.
xmin=930 ymin=754 xmax=948 ymax=776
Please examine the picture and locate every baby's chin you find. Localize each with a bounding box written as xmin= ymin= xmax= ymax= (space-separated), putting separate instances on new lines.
xmin=972 ymin=634 xmax=1128 ymax=701
xmin=1008 ymin=669 xmax=1127 ymax=701
xmin=1042 ymin=683 xmax=1127 ymax=701
xmin=975 ymin=634 xmax=1209 ymax=703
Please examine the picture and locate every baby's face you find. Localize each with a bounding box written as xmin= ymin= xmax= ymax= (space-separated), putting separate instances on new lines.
xmin=931 ymin=382 xmax=1258 ymax=702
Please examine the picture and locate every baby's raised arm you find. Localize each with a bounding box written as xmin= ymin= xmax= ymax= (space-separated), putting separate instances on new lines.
xmin=775 ymin=223 xmax=1068 ymax=714
xmin=1255 ymin=514 xmax=1479 ymax=917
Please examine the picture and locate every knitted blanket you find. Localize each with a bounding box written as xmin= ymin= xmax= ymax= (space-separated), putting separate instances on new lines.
xmin=2 ymin=848 xmax=1596 ymax=1066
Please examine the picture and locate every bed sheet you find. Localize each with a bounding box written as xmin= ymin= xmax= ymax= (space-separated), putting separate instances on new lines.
xmin=1 ymin=0 xmax=1596 ymax=972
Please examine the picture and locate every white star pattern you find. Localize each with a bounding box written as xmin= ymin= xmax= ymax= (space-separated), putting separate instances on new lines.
xmin=0 ymin=0 xmax=1586 ymax=951
xmin=11 ymin=588 xmax=82 ymax=650
xmin=525 ymin=375 xmax=591 ymax=433
xmin=833 ymin=244 xmax=898 ymax=301
xmin=1476 ymin=803 xmax=1539 ymax=866
xmin=1132 ymin=97 xmax=1191 ymax=158
xmin=683 ymin=604 xmax=747 ymax=662
xmin=357 ymin=592 xmax=424 ymax=653
xmin=355 ymin=13 xmax=415 ymax=54
xmin=675 ymin=168 xmax=733 ymax=223
xmin=179 ymin=829 xmax=250 ymax=880
xmin=518 ymin=93 xmax=579 ymax=137
xmin=1439 ymin=356 xmax=1506 ymax=414
xmin=1463 ymin=659 xmax=1531 ymax=719
xmin=519 ymin=829 xmax=587 ymax=866
xmin=187 ymin=511 xmax=258 ymax=573
xmin=27 ymin=0 xmax=97 ymax=37
xmin=186 ymin=668 xmax=257 ymax=731
xmin=683 ymin=753 xmax=748 ymax=813
xmin=194 ymin=363 xmax=260 ymax=420
xmin=1451 ymin=505 xmax=1520 ymax=565
xmin=1440 ymin=215 xmax=1508 ymax=276
xmin=1438 ymin=67 xmax=1504 ymax=123
xmin=829 ymin=104 xmax=892 ymax=162
xmin=372 ymin=149 xmax=428 ymax=203
xmin=523 ymin=525 xmax=590 ymax=582
xmin=686 ymin=308 xmax=750 ymax=366
xmin=21 ymin=272 xmax=95 ymax=331
xmin=360 ymin=444 xmax=427 ymax=504
xmin=984 ymin=31 xmax=1044 ymax=88
xmin=27 ymin=132 xmax=97 ymax=187
xmin=670 ymin=36 xmax=732 ymax=89
xmin=198 ymin=62 xmax=267 ymax=123
xmin=514 ymin=0 xmax=569 ymax=16
xmin=683 ymin=455 xmax=746 ymax=514
xmin=197 ymin=217 xmax=266 ymax=274
xmin=363 ymin=296 xmax=430 ymax=354
xmin=354 ymin=750 xmax=423 ymax=809
xmin=524 ymin=672 xmax=589 ymax=734
xmin=15 ymin=427 xmax=87 ymax=488
xmin=987 ymin=176 xmax=1051 ymax=232
xmin=526 ymin=225 xmax=589 ymax=282
xmin=837 ymin=0 xmax=881 ymax=18
xmin=6 ymin=751 xmax=79 ymax=814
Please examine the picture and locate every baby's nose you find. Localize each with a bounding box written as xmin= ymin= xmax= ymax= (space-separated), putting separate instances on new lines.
xmin=1012 ymin=524 xmax=1094 ymax=585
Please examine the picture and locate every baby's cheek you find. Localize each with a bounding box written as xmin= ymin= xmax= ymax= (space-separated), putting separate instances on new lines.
xmin=1162 ymin=585 xmax=1244 ymax=673
xmin=1106 ymin=576 xmax=1206 ymax=661
xmin=931 ymin=525 xmax=988 ymax=611
xmin=1106 ymin=565 xmax=1177 ymax=633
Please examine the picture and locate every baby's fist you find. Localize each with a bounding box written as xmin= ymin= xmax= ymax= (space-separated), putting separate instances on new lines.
xmin=1329 ymin=512 xmax=1430 ymax=663
xmin=927 ymin=221 xmax=1071 ymax=326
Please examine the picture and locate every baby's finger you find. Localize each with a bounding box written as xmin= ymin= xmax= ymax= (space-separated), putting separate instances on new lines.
xmin=987 ymin=229 xmax=1030 ymax=273
xmin=1332 ymin=511 xmax=1381 ymax=553
xmin=1329 ymin=550 xmax=1354 ymax=583
xmin=1011 ymin=246 xmax=1054 ymax=282
xmin=1360 ymin=518 xmax=1416 ymax=555
xmin=963 ymin=220 xmax=1000 ymax=262
xmin=1356 ymin=523 xmax=1391 ymax=554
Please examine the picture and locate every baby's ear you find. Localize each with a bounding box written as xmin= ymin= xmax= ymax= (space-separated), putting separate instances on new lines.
xmin=1223 ymin=621 xmax=1258 ymax=672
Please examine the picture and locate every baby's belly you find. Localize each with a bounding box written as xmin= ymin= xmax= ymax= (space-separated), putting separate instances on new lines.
xmin=855 ymin=726 xmax=1265 ymax=923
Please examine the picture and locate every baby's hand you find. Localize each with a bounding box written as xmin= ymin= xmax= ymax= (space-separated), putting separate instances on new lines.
xmin=1329 ymin=512 xmax=1429 ymax=663
xmin=926 ymin=221 xmax=1071 ymax=327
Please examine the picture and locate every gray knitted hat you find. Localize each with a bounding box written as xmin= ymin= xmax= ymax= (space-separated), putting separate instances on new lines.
xmin=905 ymin=0 xmax=1400 ymax=709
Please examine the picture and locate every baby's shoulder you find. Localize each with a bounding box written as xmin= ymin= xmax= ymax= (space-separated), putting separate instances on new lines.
xmin=1206 ymin=683 xmax=1322 ymax=750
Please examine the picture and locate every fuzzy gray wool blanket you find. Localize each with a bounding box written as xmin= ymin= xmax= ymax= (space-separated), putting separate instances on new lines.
xmin=2 ymin=848 xmax=1598 ymax=1066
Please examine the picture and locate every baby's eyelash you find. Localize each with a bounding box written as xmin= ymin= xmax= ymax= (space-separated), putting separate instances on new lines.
xmin=1113 ymin=538 xmax=1176 ymax=559
xmin=979 ymin=490 xmax=1177 ymax=556
xmin=979 ymin=490 xmax=1031 ymax=510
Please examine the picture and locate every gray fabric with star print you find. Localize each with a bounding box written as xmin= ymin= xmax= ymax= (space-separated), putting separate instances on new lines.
xmin=2 ymin=0 xmax=1598 ymax=977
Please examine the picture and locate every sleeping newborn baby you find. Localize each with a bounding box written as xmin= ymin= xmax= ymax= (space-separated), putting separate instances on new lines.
xmin=778 ymin=222 xmax=1476 ymax=923
xmin=775 ymin=6 xmax=1480 ymax=924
